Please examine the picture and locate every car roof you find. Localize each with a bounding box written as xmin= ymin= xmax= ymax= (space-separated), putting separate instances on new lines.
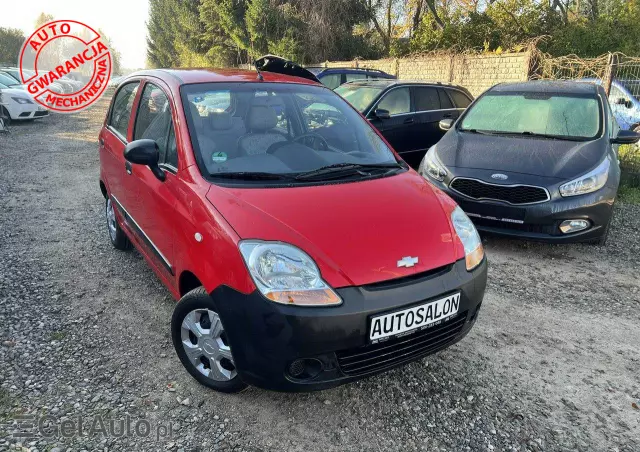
xmin=126 ymin=68 xmax=320 ymax=86
xmin=490 ymin=80 xmax=600 ymax=94
xmin=338 ymin=79 xmax=469 ymax=91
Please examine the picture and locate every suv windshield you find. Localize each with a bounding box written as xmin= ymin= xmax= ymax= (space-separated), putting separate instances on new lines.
xmin=459 ymin=92 xmax=601 ymax=140
xmin=181 ymin=83 xmax=399 ymax=181
xmin=335 ymin=84 xmax=384 ymax=112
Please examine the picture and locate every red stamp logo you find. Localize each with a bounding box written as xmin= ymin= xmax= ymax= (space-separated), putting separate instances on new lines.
xmin=19 ymin=20 xmax=112 ymax=113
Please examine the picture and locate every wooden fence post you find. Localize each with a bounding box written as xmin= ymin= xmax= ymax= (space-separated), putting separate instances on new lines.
xmin=603 ymin=53 xmax=618 ymax=96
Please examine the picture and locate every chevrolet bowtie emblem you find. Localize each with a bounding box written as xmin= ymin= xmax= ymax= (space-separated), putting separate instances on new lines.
xmin=397 ymin=256 xmax=419 ymax=268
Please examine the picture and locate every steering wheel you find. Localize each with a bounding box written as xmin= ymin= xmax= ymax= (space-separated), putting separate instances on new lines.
xmin=267 ymin=132 xmax=331 ymax=154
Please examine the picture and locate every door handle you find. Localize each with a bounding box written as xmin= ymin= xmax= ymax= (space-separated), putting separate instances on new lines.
xmin=125 ymin=161 xmax=132 ymax=175
xmin=403 ymin=117 xmax=415 ymax=124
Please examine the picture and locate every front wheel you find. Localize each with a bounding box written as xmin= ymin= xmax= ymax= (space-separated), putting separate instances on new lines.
xmin=171 ymin=287 xmax=247 ymax=393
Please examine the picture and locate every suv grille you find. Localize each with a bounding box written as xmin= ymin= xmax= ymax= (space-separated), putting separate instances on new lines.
xmin=336 ymin=312 xmax=467 ymax=376
xmin=450 ymin=178 xmax=549 ymax=205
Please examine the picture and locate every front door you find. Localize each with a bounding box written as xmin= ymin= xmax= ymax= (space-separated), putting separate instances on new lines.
xmin=368 ymin=87 xmax=413 ymax=155
xmin=125 ymin=80 xmax=181 ymax=279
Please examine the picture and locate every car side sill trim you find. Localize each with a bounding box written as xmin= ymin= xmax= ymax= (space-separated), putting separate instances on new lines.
xmin=110 ymin=195 xmax=174 ymax=275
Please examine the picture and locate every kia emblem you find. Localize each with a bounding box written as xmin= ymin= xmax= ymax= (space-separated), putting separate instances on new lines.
xmin=491 ymin=173 xmax=508 ymax=180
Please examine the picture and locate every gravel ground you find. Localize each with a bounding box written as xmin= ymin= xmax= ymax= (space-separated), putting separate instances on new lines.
xmin=0 ymin=98 xmax=639 ymax=452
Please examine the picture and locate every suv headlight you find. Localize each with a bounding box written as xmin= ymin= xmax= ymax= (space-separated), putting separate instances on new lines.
xmin=419 ymin=146 xmax=448 ymax=181
xmin=451 ymin=206 xmax=484 ymax=271
xmin=239 ymin=241 xmax=342 ymax=306
xmin=559 ymin=157 xmax=610 ymax=197
xmin=12 ymin=96 xmax=33 ymax=104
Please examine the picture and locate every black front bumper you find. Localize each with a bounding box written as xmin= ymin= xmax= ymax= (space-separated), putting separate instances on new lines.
xmin=211 ymin=259 xmax=487 ymax=392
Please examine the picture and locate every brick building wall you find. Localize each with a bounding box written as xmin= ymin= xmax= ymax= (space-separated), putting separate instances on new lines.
xmin=317 ymin=52 xmax=532 ymax=96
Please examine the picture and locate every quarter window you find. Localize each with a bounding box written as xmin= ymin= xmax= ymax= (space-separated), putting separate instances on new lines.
xmin=378 ymin=88 xmax=410 ymax=115
xmin=449 ymin=90 xmax=472 ymax=108
xmin=319 ymin=74 xmax=342 ymax=90
xmin=109 ymin=82 xmax=139 ymax=139
xmin=134 ymin=83 xmax=178 ymax=169
xmin=438 ymin=89 xmax=453 ymax=109
xmin=414 ymin=87 xmax=440 ymax=112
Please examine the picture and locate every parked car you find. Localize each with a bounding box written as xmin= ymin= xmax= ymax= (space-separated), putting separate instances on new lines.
xmin=0 ymin=83 xmax=49 ymax=123
xmin=0 ymin=72 xmax=27 ymax=90
xmin=419 ymin=80 xmax=640 ymax=245
xmin=99 ymin=57 xmax=487 ymax=393
xmin=336 ymin=80 xmax=473 ymax=168
xmin=108 ymin=76 xmax=123 ymax=88
xmin=1 ymin=68 xmax=65 ymax=94
xmin=307 ymin=67 xmax=395 ymax=90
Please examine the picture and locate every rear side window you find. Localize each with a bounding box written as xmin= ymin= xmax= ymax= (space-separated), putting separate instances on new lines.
xmin=134 ymin=83 xmax=177 ymax=169
xmin=438 ymin=89 xmax=453 ymax=109
xmin=378 ymin=88 xmax=410 ymax=115
xmin=319 ymin=74 xmax=342 ymax=90
xmin=414 ymin=87 xmax=440 ymax=112
xmin=449 ymin=89 xmax=472 ymax=108
xmin=109 ymin=82 xmax=139 ymax=139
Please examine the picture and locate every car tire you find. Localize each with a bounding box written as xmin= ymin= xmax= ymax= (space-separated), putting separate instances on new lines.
xmin=171 ymin=287 xmax=248 ymax=393
xmin=587 ymin=217 xmax=611 ymax=246
xmin=105 ymin=197 xmax=131 ymax=250
xmin=0 ymin=106 xmax=11 ymax=126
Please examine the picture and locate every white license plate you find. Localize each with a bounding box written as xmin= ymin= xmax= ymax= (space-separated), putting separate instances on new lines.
xmin=369 ymin=293 xmax=461 ymax=342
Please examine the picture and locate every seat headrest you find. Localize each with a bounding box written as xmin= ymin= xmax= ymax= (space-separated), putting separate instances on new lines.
xmin=189 ymin=102 xmax=203 ymax=129
xmin=209 ymin=111 xmax=232 ymax=131
xmin=246 ymin=105 xmax=278 ymax=132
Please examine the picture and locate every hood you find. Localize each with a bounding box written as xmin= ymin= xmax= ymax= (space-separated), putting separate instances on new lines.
xmin=0 ymin=87 xmax=31 ymax=96
xmin=436 ymin=130 xmax=607 ymax=179
xmin=206 ymin=172 xmax=461 ymax=287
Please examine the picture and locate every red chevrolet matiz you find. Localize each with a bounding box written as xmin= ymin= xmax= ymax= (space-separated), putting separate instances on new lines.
xmin=98 ymin=57 xmax=487 ymax=393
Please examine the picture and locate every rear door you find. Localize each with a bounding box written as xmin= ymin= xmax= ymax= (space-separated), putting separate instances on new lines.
xmin=406 ymin=86 xmax=444 ymax=167
xmin=100 ymin=81 xmax=140 ymax=219
xmin=367 ymin=86 xmax=413 ymax=154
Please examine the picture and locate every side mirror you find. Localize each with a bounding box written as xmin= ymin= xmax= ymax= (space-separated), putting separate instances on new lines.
xmin=124 ymin=139 xmax=166 ymax=181
xmin=439 ymin=118 xmax=453 ymax=131
xmin=374 ymin=108 xmax=391 ymax=120
xmin=611 ymin=129 xmax=640 ymax=144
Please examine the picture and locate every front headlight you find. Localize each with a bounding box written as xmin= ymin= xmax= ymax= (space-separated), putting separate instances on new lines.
xmin=239 ymin=241 xmax=342 ymax=306
xmin=451 ymin=206 xmax=484 ymax=271
xmin=12 ymin=96 xmax=33 ymax=104
xmin=559 ymin=157 xmax=610 ymax=197
xmin=419 ymin=146 xmax=448 ymax=181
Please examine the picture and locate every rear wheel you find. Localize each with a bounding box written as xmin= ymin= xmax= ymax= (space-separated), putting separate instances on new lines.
xmin=171 ymin=287 xmax=247 ymax=393
xmin=105 ymin=197 xmax=131 ymax=250
xmin=0 ymin=106 xmax=11 ymax=127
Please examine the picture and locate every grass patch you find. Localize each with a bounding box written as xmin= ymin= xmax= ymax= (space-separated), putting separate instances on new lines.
xmin=618 ymin=184 xmax=640 ymax=204
xmin=50 ymin=331 xmax=66 ymax=341
xmin=619 ymin=144 xmax=640 ymax=172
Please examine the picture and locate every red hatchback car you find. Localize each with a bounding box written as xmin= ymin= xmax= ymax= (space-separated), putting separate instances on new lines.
xmin=98 ymin=60 xmax=487 ymax=393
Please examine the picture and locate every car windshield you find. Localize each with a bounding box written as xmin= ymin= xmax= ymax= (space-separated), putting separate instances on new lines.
xmin=459 ymin=92 xmax=601 ymax=140
xmin=2 ymin=70 xmax=21 ymax=82
xmin=335 ymin=84 xmax=384 ymax=112
xmin=181 ymin=82 xmax=398 ymax=180
xmin=0 ymin=73 xmax=20 ymax=87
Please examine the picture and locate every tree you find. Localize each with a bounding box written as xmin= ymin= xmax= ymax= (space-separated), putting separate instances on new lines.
xmin=0 ymin=28 xmax=25 ymax=65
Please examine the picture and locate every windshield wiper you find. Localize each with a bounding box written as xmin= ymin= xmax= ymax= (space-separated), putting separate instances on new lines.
xmin=460 ymin=128 xmax=498 ymax=135
xmin=294 ymin=162 xmax=404 ymax=181
xmin=210 ymin=171 xmax=297 ymax=181
xmin=495 ymin=131 xmax=587 ymax=141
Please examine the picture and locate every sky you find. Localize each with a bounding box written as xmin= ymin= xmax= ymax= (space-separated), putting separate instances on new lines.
xmin=0 ymin=0 xmax=149 ymax=70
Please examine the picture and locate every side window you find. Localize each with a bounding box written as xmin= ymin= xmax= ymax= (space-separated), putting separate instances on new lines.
xmin=438 ymin=89 xmax=453 ymax=109
xmin=609 ymin=85 xmax=626 ymax=105
xmin=607 ymin=101 xmax=620 ymax=138
xmin=134 ymin=83 xmax=177 ymax=169
xmin=449 ymin=90 xmax=472 ymax=108
xmin=414 ymin=87 xmax=440 ymax=112
xmin=346 ymin=73 xmax=366 ymax=83
xmin=319 ymin=74 xmax=342 ymax=90
xmin=377 ymin=88 xmax=410 ymax=115
xmin=109 ymin=82 xmax=139 ymax=139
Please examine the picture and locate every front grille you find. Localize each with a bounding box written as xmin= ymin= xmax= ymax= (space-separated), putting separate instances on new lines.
xmin=34 ymin=111 xmax=49 ymax=117
xmin=336 ymin=312 xmax=467 ymax=376
xmin=450 ymin=178 xmax=549 ymax=205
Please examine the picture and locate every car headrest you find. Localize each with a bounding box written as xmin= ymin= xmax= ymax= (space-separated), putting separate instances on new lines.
xmin=246 ymin=105 xmax=278 ymax=132
xmin=189 ymin=102 xmax=202 ymax=129
xmin=209 ymin=111 xmax=232 ymax=131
